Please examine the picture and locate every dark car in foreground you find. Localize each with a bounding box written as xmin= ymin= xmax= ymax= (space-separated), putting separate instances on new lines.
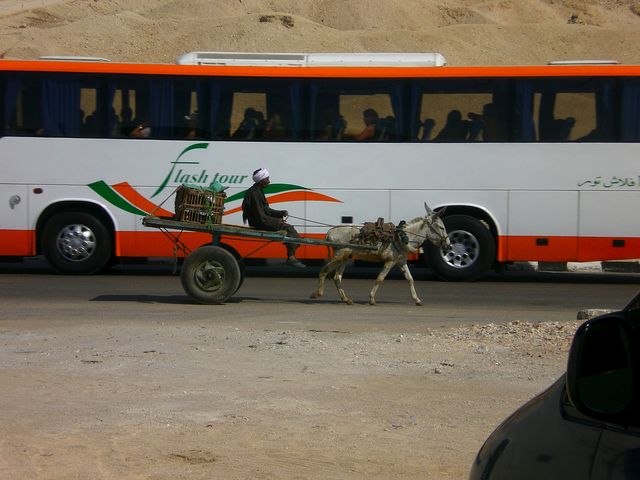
xmin=470 ymin=293 xmax=640 ymax=480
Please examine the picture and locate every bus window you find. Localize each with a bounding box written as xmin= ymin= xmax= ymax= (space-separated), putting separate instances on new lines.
xmin=174 ymin=79 xmax=208 ymax=140
xmin=516 ymin=78 xmax=615 ymax=142
xmin=4 ymin=74 xmax=102 ymax=137
xmin=310 ymin=79 xmax=407 ymax=141
xmin=219 ymin=78 xmax=302 ymax=141
xmin=109 ymin=77 xmax=176 ymax=139
xmin=411 ymin=79 xmax=509 ymax=142
xmin=79 ymin=85 xmax=102 ymax=137
xmin=5 ymin=76 xmax=43 ymax=136
xmin=230 ymin=92 xmax=267 ymax=140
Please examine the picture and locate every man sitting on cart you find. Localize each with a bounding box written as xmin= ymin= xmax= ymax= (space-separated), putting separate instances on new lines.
xmin=241 ymin=168 xmax=306 ymax=268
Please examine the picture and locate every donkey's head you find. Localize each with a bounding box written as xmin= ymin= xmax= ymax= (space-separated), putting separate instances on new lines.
xmin=422 ymin=202 xmax=450 ymax=249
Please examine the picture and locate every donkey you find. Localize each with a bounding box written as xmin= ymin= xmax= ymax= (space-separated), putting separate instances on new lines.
xmin=310 ymin=203 xmax=450 ymax=306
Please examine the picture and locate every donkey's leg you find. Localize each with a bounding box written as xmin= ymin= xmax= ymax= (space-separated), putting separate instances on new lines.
xmin=310 ymin=251 xmax=346 ymax=299
xmin=333 ymin=259 xmax=353 ymax=305
xmin=369 ymin=260 xmax=395 ymax=305
xmin=399 ymin=261 xmax=422 ymax=306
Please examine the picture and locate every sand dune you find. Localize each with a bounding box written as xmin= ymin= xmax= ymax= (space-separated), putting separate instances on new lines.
xmin=0 ymin=0 xmax=639 ymax=65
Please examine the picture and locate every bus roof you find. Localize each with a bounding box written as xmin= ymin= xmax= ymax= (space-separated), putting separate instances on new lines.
xmin=0 ymin=54 xmax=639 ymax=78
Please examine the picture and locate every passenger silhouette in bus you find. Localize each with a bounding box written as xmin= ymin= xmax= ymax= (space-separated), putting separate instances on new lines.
xmin=420 ymin=118 xmax=436 ymax=141
xmin=316 ymin=108 xmax=346 ymax=141
xmin=377 ymin=115 xmax=396 ymax=140
xmin=264 ymin=112 xmax=287 ymax=140
xmin=468 ymin=103 xmax=506 ymax=142
xmin=184 ymin=111 xmax=205 ymax=139
xmin=433 ymin=110 xmax=471 ymax=141
xmin=538 ymin=93 xmax=576 ymax=141
xmin=352 ymin=108 xmax=378 ymax=141
xmin=232 ymin=107 xmax=261 ymax=140
xmin=130 ymin=121 xmax=151 ymax=138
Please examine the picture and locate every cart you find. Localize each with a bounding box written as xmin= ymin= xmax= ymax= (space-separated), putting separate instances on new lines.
xmin=141 ymin=215 xmax=378 ymax=304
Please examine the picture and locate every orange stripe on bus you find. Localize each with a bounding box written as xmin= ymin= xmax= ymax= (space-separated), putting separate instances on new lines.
xmin=112 ymin=182 xmax=173 ymax=217
xmin=2 ymin=59 xmax=639 ymax=79
xmin=500 ymin=235 xmax=640 ymax=262
xmin=223 ymin=191 xmax=341 ymax=216
xmin=0 ymin=230 xmax=34 ymax=256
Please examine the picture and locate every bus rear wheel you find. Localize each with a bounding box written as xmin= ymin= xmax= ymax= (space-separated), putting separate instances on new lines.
xmin=42 ymin=211 xmax=113 ymax=274
xmin=425 ymin=215 xmax=495 ymax=282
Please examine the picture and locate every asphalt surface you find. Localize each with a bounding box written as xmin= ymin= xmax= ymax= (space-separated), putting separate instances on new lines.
xmin=1 ymin=257 xmax=638 ymax=332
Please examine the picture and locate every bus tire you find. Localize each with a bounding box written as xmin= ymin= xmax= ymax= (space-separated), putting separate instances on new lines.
xmin=425 ymin=215 xmax=495 ymax=282
xmin=42 ymin=211 xmax=112 ymax=275
xmin=181 ymin=246 xmax=241 ymax=304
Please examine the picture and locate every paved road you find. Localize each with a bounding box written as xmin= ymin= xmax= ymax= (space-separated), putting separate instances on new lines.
xmin=1 ymin=258 xmax=638 ymax=332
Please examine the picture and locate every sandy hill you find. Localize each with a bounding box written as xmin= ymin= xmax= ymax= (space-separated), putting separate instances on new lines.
xmin=0 ymin=0 xmax=639 ymax=66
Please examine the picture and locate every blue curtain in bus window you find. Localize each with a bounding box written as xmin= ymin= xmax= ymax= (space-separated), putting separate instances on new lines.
xmin=595 ymin=83 xmax=614 ymax=141
xmin=207 ymin=82 xmax=224 ymax=139
xmin=149 ymin=79 xmax=174 ymax=138
xmin=514 ymin=82 xmax=536 ymax=141
xmin=409 ymin=83 xmax=421 ymax=141
xmin=387 ymin=84 xmax=403 ymax=140
xmin=4 ymin=77 xmax=20 ymax=133
xmin=622 ymin=82 xmax=640 ymax=141
xmin=289 ymin=82 xmax=301 ymax=139
xmin=41 ymin=79 xmax=81 ymax=136
xmin=309 ymin=82 xmax=318 ymax=139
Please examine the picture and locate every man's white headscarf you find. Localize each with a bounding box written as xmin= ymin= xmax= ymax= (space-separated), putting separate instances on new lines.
xmin=252 ymin=168 xmax=269 ymax=183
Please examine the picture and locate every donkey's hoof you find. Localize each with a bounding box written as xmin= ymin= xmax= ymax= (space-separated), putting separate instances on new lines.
xmin=369 ymin=300 xmax=376 ymax=306
xmin=310 ymin=292 xmax=321 ymax=299
xmin=415 ymin=300 xmax=423 ymax=306
xmin=345 ymin=299 xmax=354 ymax=305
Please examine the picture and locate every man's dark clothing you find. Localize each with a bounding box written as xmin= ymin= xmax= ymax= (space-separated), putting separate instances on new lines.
xmin=241 ymin=183 xmax=300 ymax=256
xmin=242 ymin=183 xmax=286 ymax=229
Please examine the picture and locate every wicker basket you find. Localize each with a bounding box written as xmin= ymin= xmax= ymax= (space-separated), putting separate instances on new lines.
xmin=174 ymin=185 xmax=226 ymax=225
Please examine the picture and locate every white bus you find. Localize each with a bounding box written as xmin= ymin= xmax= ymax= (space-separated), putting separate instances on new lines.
xmin=1 ymin=52 xmax=639 ymax=281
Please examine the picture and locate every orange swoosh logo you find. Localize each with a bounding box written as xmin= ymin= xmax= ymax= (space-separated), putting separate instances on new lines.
xmin=223 ymin=191 xmax=341 ymax=216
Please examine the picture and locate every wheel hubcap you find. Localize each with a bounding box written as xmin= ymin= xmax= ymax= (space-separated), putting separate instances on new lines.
xmin=441 ymin=229 xmax=479 ymax=269
xmin=56 ymin=224 xmax=96 ymax=262
xmin=193 ymin=260 xmax=226 ymax=292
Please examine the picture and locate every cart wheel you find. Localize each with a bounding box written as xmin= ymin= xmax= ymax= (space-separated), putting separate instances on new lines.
xmin=181 ymin=246 xmax=241 ymax=304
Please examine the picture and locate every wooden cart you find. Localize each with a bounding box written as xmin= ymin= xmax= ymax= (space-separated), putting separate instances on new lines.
xmin=141 ymin=215 xmax=377 ymax=304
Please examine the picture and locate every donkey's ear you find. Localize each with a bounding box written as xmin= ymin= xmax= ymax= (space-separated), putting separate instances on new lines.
xmin=424 ymin=202 xmax=434 ymax=215
xmin=436 ymin=206 xmax=446 ymax=217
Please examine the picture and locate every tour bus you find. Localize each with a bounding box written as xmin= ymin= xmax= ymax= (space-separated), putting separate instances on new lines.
xmin=0 ymin=51 xmax=639 ymax=280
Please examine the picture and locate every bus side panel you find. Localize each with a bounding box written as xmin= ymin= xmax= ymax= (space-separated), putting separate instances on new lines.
xmin=0 ymin=185 xmax=32 ymax=255
xmin=578 ymin=190 xmax=640 ymax=261
xmin=507 ymin=191 xmax=578 ymax=261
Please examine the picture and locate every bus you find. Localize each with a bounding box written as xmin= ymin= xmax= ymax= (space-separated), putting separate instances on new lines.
xmin=1 ymin=51 xmax=639 ymax=281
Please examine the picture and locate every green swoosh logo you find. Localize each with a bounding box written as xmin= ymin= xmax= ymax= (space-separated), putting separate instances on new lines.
xmin=89 ymin=181 xmax=147 ymax=216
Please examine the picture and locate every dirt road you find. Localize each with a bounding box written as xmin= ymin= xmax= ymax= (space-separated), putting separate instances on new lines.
xmin=0 ymin=292 xmax=585 ymax=478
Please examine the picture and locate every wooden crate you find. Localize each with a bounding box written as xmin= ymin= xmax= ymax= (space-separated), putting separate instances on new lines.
xmin=174 ymin=185 xmax=225 ymax=225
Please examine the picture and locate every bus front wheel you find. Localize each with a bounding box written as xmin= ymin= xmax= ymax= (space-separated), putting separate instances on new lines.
xmin=42 ymin=211 xmax=113 ymax=274
xmin=425 ymin=215 xmax=496 ymax=282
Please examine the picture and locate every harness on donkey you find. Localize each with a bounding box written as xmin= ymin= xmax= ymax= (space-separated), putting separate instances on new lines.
xmin=355 ymin=217 xmax=409 ymax=251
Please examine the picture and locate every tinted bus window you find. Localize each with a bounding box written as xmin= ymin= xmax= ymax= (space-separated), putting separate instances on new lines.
xmin=5 ymin=73 xmax=103 ymax=138
xmin=514 ymin=77 xmax=615 ymax=142
xmin=309 ymin=79 xmax=407 ymax=142
xmin=411 ymin=78 xmax=509 ymax=142
xmin=217 ymin=77 xmax=303 ymax=141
